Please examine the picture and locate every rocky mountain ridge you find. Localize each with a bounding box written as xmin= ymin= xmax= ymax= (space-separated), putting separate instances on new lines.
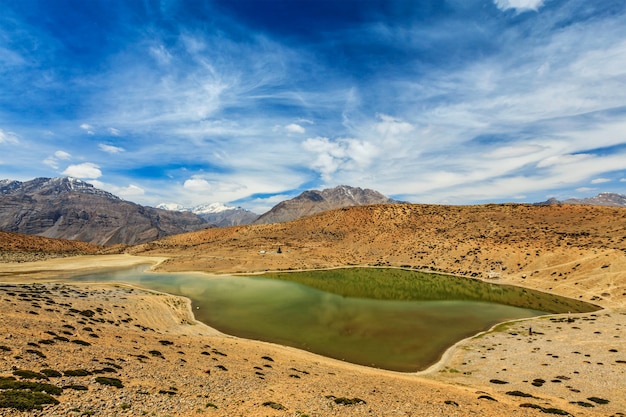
xmin=0 ymin=177 xmax=209 ymax=246
xmin=253 ymin=185 xmax=399 ymax=224
xmin=537 ymin=192 xmax=626 ymax=207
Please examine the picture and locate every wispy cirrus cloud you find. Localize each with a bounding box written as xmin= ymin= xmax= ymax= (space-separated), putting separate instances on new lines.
xmin=0 ymin=129 xmax=19 ymax=144
xmin=493 ymin=0 xmax=544 ymax=12
xmin=1 ymin=0 xmax=625 ymax=209
xmin=98 ymin=143 xmax=125 ymax=154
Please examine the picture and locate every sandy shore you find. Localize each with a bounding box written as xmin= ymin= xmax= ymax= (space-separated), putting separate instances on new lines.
xmin=1 ymin=254 xmax=624 ymax=416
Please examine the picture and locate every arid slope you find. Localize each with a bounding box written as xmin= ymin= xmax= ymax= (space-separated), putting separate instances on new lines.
xmin=133 ymin=203 xmax=626 ymax=308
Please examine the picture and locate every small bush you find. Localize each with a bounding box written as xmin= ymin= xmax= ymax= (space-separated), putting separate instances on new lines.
xmin=0 ymin=389 xmax=59 ymax=411
xmin=64 ymin=369 xmax=92 ymax=377
xmin=64 ymin=384 xmax=88 ymax=391
xmin=506 ymin=391 xmax=534 ymax=398
xmin=587 ymin=397 xmax=609 ymax=405
xmin=79 ymin=310 xmax=95 ymax=317
xmin=520 ymin=403 xmax=572 ymax=415
xmin=13 ymin=370 xmax=48 ymax=380
xmin=71 ymin=339 xmax=91 ymax=346
xmin=95 ymin=377 xmax=123 ymax=388
xmin=25 ymin=349 xmax=46 ymax=358
xmin=263 ymin=401 xmax=286 ymax=410
xmin=40 ymin=369 xmax=62 ymax=378
xmin=333 ymin=397 xmax=366 ymax=406
xmin=0 ymin=378 xmax=62 ymax=395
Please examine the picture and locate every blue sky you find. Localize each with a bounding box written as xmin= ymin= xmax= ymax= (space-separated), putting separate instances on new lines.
xmin=1 ymin=0 xmax=626 ymax=212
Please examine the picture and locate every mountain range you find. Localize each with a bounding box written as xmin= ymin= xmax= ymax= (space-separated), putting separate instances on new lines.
xmin=536 ymin=192 xmax=626 ymax=207
xmin=1 ymin=176 xmax=626 ymax=247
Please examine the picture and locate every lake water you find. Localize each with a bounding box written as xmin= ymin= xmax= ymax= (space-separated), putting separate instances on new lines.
xmin=71 ymin=266 xmax=598 ymax=372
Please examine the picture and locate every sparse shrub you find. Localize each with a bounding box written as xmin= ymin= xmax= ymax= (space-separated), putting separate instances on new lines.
xmin=587 ymin=397 xmax=609 ymax=405
xmin=520 ymin=403 xmax=572 ymax=415
xmin=506 ymin=391 xmax=534 ymax=398
xmin=0 ymin=389 xmax=59 ymax=410
xmin=71 ymin=339 xmax=91 ymax=346
xmin=63 ymin=384 xmax=88 ymax=391
xmin=0 ymin=345 xmax=11 ymax=351
xmin=332 ymin=397 xmax=366 ymax=406
xmin=64 ymin=369 xmax=92 ymax=377
xmin=40 ymin=369 xmax=62 ymax=378
xmin=489 ymin=379 xmax=508 ymax=384
xmin=26 ymin=349 xmax=46 ymax=358
xmin=0 ymin=378 xmax=63 ymax=395
xmin=94 ymin=377 xmax=123 ymax=388
xmin=263 ymin=401 xmax=286 ymax=410
xmin=13 ymin=370 xmax=48 ymax=380
xmin=53 ymin=336 xmax=70 ymax=342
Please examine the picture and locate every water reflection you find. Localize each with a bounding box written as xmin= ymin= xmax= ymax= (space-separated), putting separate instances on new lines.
xmin=71 ymin=266 xmax=598 ymax=372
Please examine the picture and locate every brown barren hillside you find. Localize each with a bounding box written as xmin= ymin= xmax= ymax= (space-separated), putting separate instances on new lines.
xmin=2 ymin=203 xmax=626 ymax=416
xmin=0 ymin=230 xmax=101 ymax=262
xmin=133 ymin=203 xmax=626 ymax=307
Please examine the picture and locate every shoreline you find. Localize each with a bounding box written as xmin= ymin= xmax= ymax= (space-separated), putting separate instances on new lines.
xmin=1 ymin=254 xmax=624 ymax=415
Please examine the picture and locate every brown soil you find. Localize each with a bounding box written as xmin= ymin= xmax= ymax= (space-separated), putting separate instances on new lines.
xmin=1 ymin=203 xmax=625 ymax=416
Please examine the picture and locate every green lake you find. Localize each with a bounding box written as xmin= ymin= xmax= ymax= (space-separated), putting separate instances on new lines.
xmin=71 ymin=266 xmax=598 ymax=372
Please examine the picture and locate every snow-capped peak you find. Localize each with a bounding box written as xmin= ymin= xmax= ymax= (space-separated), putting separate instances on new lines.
xmin=191 ymin=202 xmax=234 ymax=214
xmin=156 ymin=202 xmax=239 ymax=213
xmin=156 ymin=202 xmax=188 ymax=211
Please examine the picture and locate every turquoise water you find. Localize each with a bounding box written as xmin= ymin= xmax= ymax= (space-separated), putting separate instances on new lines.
xmin=71 ymin=266 xmax=597 ymax=372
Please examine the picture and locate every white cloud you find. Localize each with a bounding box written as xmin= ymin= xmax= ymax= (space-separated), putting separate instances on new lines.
xmin=80 ymin=123 xmax=94 ymax=135
xmin=285 ymin=123 xmax=305 ymax=134
xmin=54 ymin=150 xmax=71 ymax=160
xmin=116 ymin=184 xmax=145 ymax=197
xmin=43 ymin=150 xmax=72 ymax=169
xmin=183 ymin=178 xmax=212 ymax=193
xmin=91 ymin=180 xmax=145 ymax=197
xmin=149 ymin=44 xmax=172 ymax=65
xmin=273 ymin=123 xmax=306 ymax=135
xmin=98 ymin=143 xmax=125 ymax=154
xmin=374 ymin=114 xmax=415 ymax=138
xmin=536 ymin=154 xmax=591 ymax=168
xmin=485 ymin=144 xmax=546 ymax=159
xmin=0 ymin=129 xmax=19 ymax=144
xmin=493 ymin=0 xmax=544 ymax=12
xmin=62 ymin=162 xmax=102 ymax=179
xmin=591 ymin=178 xmax=611 ymax=184
xmin=620 ymin=178 xmax=626 ymax=183
xmin=108 ymin=127 xmax=121 ymax=136
xmin=576 ymin=187 xmax=595 ymax=193
xmin=302 ymin=136 xmax=377 ymax=181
